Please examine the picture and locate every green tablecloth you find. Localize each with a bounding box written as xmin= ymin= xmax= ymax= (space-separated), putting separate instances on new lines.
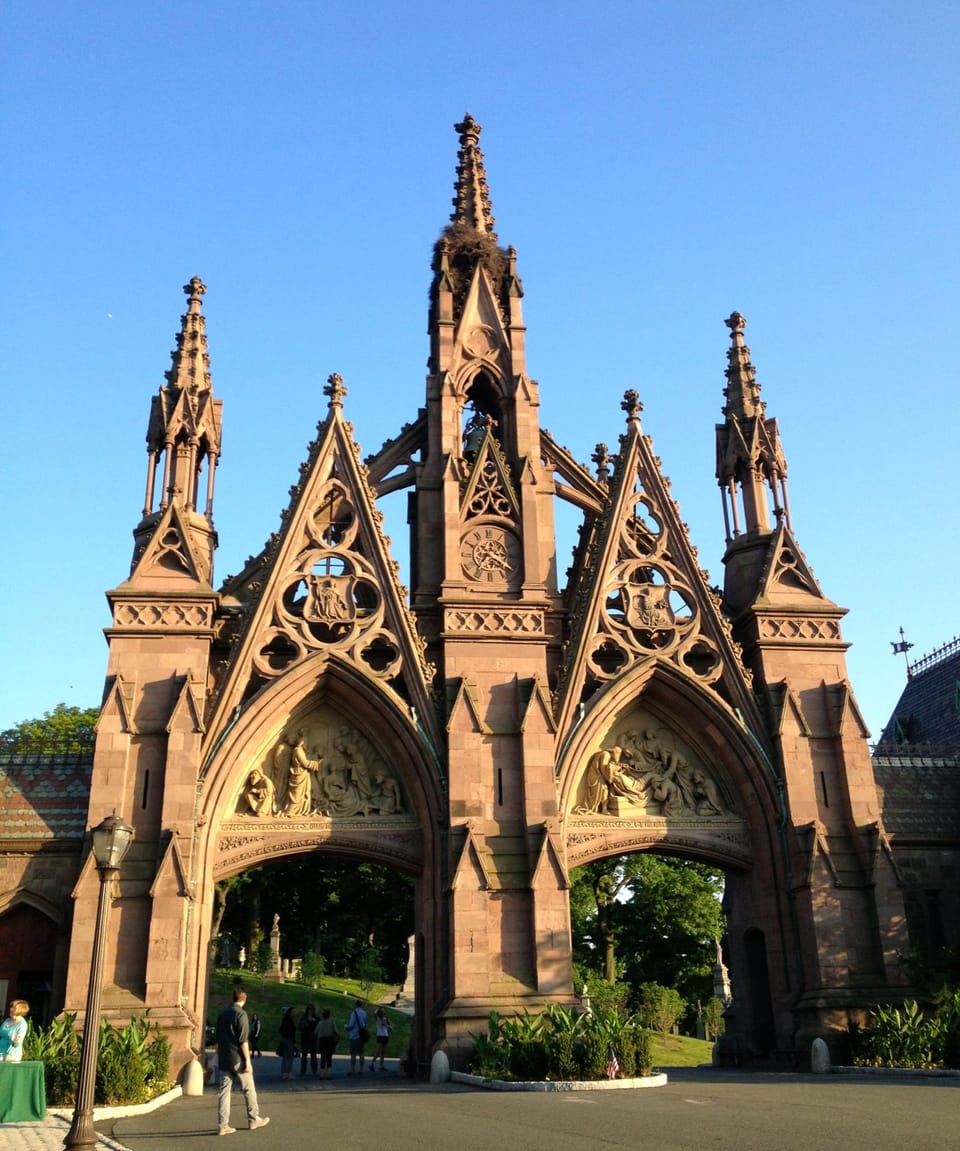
xmin=0 ymin=1060 xmax=47 ymax=1122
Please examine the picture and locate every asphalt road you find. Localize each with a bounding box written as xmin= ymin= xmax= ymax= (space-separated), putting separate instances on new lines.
xmin=100 ymin=1058 xmax=960 ymax=1151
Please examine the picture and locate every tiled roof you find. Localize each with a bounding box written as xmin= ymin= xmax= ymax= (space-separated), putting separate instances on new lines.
xmin=876 ymin=640 xmax=960 ymax=749
xmin=0 ymin=752 xmax=93 ymax=841
xmin=874 ymin=755 xmax=960 ymax=839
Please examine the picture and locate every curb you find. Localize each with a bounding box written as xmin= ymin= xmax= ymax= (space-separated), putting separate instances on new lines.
xmin=830 ymin=1065 xmax=960 ymax=1079
xmin=48 ymin=1085 xmax=183 ymax=1121
xmin=450 ymin=1071 xmax=669 ymax=1092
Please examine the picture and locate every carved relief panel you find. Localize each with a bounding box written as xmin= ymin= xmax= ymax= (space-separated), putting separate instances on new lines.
xmin=231 ymin=706 xmax=410 ymax=822
xmin=570 ymin=711 xmax=737 ymax=822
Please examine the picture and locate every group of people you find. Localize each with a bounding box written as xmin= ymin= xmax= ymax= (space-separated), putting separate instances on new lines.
xmin=277 ymin=999 xmax=392 ymax=1078
xmin=216 ymin=988 xmax=394 ymax=1133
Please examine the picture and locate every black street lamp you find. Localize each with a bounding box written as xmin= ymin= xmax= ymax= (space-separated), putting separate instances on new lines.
xmin=63 ymin=813 xmax=135 ymax=1151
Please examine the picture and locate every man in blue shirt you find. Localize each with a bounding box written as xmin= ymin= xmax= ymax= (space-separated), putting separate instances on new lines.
xmin=346 ymin=998 xmax=369 ymax=1075
xmin=215 ymin=986 xmax=270 ymax=1135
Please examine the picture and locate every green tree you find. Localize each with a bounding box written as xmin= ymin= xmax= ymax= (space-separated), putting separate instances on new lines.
xmin=219 ymin=856 xmax=414 ymax=983
xmin=638 ymin=982 xmax=686 ymax=1034
xmin=571 ymin=854 xmax=725 ymax=1004
xmin=0 ymin=703 xmax=100 ymax=753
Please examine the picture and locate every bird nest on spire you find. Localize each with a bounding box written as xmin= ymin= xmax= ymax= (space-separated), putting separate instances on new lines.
xmin=434 ymin=220 xmax=511 ymax=322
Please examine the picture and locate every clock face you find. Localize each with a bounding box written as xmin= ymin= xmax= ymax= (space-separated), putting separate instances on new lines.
xmin=460 ymin=525 xmax=521 ymax=583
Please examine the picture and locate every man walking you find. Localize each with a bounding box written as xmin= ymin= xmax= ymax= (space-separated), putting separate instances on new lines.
xmin=216 ymin=986 xmax=270 ymax=1135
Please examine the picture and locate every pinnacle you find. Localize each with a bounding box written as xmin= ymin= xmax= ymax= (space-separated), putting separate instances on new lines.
xmin=722 ymin=311 xmax=762 ymax=422
xmin=450 ymin=113 xmax=497 ymax=237
xmin=165 ymin=276 xmax=212 ymax=395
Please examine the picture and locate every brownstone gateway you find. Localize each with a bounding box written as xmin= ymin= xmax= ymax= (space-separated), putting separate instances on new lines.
xmin=60 ymin=117 xmax=908 ymax=1077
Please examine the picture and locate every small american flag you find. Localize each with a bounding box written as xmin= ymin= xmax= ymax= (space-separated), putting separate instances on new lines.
xmin=606 ymin=1047 xmax=620 ymax=1079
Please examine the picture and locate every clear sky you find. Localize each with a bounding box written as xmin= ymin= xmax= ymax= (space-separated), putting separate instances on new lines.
xmin=2 ymin=1 xmax=957 ymax=738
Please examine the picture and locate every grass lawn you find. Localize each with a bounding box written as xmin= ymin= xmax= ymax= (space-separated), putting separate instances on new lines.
xmin=207 ymin=968 xmax=412 ymax=1061
xmin=650 ymin=1031 xmax=715 ymax=1067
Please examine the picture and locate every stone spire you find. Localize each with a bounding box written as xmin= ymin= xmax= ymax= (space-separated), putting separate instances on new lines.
xmin=715 ymin=312 xmax=789 ymax=541
xmin=143 ymin=278 xmax=222 ymax=521
xmin=450 ymin=114 xmax=497 ymax=238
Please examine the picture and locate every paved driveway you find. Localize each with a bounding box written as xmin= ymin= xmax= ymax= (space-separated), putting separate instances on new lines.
xmin=100 ymin=1058 xmax=960 ymax=1151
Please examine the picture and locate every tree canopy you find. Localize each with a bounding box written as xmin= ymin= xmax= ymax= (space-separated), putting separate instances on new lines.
xmin=0 ymin=703 xmax=99 ymax=753
xmin=217 ymin=855 xmax=415 ymax=983
xmin=571 ymin=853 xmax=725 ymax=1005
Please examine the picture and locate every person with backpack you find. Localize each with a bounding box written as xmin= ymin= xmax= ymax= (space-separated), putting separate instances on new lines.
xmin=345 ymin=999 xmax=369 ymax=1074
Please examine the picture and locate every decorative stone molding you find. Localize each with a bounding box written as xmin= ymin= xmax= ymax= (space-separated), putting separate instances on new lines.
xmin=445 ymin=607 xmax=545 ymax=635
xmin=113 ymin=602 xmax=214 ymax=629
xmin=758 ymin=617 xmax=842 ymax=642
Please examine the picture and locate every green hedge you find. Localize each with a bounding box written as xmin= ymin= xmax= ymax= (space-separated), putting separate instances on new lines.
xmin=23 ymin=1013 xmax=171 ymax=1106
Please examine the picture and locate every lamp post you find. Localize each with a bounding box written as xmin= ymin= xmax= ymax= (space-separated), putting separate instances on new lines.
xmin=64 ymin=813 xmax=134 ymax=1151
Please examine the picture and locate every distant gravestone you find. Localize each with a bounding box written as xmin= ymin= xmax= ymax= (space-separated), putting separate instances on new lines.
xmin=811 ymin=1037 xmax=831 ymax=1074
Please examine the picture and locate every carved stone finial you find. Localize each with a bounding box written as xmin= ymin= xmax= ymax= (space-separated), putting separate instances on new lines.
xmin=455 ymin=113 xmax=482 ymax=145
xmin=725 ymin=312 xmax=746 ymax=341
xmin=183 ymin=276 xmax=206 ymax=301
xmin=591 ymin=443 xmax=612 ymax=483
xmin=621 ymin=390 xmax=643 ymax=423
xmin=324 ymin=373 xmax=348 ymax=409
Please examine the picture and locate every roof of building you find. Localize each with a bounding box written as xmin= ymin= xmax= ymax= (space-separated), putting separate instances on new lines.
xmin=0 ymin=751 xmax=93 ymax=841
xmin=875 ymin=636 xmax=960 ymax=751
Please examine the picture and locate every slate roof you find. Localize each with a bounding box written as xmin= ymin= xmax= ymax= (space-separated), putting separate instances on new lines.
xmin=873 ymin=637 xmax=960 ymax=840
xmin=0 ymin=752 xmax=93 ymax=841
xmin=876 ymin=638 xmax=960 ymax=749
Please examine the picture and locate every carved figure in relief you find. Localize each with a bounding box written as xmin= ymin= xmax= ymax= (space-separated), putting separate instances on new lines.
xmin=575 ymin=745 xmax=646 ymax=814
xmin=691 ymin=768 xmax=724 ymax=816
xmin=283 ymin=733 xmax=321 ymax=817
xmin=242 ymin=768 xmax=276 ymax=817
xmin=372 ymin=770 xmax=404 ymax=815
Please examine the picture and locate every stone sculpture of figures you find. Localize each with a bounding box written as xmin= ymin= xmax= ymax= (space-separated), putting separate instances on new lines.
xmin=242 ymin=767 xmax=275 ymax=817
xmin=575 ymin=730 xmax=728 ymax=818
xmin=236 ymin=722 xmax=408 ymax=818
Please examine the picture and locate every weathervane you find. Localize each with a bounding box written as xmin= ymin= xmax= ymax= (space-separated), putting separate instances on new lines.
xmin=890 ymin=626 xmax=914 ymax=678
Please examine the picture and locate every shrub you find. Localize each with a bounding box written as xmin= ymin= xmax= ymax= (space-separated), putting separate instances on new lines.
xmin=22 ymin=1013 xmax=171 ymax=1106
xmin=468 ymin=1004 xmax=656 ymax=1082
xmin=852 ymin=999 xmax=949 ymax=1070
xmin=299 ymin=950 xmax=326 ymax=986
xmin=638 ymin=983 xmax=686 ymax=1035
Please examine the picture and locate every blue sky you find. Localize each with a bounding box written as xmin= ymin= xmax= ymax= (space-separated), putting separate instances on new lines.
xmin=2 ymin=1 xmax=957 ymax=737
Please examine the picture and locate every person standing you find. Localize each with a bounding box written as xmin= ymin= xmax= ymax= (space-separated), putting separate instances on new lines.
xmin=215 ymin=987 xmax=270 ymax=1135
xmin=0 ymin=1000 xmax=29 ymax=1061
xmin=298 ymin=1003 xmax=319 ymax=1076
xmin=278 ymin=1005 xmax=297 ymax=1080
xmin=372 ymin=1007 xmax=392 ymax=1071
xmin=249 ymin=1012 xmax=262 ymax=1057
xmin=315 ymin=1009 xmax=338 ymax=1080
xmin=345 ymin=998 xmax=369 ymax=1075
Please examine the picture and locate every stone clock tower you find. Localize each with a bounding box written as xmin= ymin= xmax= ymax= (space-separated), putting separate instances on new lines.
xmin=407 ymin=115 xmax=572 ymax=1018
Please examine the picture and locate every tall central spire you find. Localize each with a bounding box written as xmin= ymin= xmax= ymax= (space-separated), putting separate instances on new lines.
xmin=450 ymin=114 xmax=497 ymax=237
